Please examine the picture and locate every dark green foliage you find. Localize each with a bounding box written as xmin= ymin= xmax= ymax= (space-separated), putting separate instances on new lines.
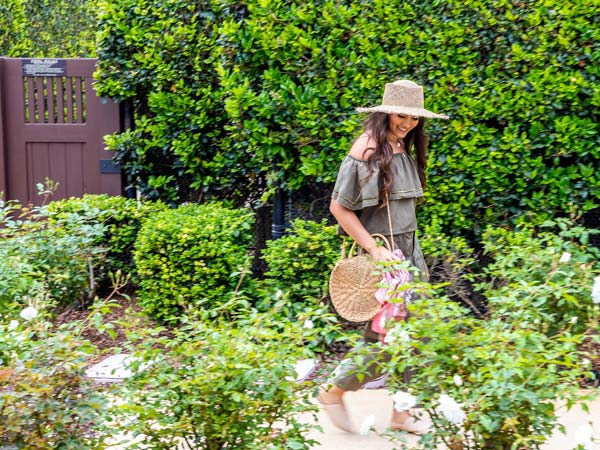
xmin=1 ymin=0 xmax=98 ymax=57
xmin=47 ymin=194 xmax=169 ymax=285
xmin=96 ymin=0 xmax=244 ymax=204
xmin=258 ymin=219 xmax=344 ymax=350
xmin=413 ymin=1 xmax=600 ymax=237
xmin=133 ymin=202 xmax=255 ymax=323
xmin=95 ymin=0 xmax=599 ymax=238
xmin=260 ymin=219 xmax=343 ymax=307
xmin=0 ymin=0 xmax=30 ymax=56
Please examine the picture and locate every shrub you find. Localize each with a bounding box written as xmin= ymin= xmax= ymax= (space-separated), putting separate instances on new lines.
xmin=1 ymin=0 xmax=98 ymax=57
xmin=105 ymin=314 xmax=319 ymax=449
xmin=258 ymin=219 xmax=344 ymax=350
xmin=0 ymin=311 xmax=108 ymax=449
xmin=0 ymin=197 xmax=105 ymax=315
xmin=419 ymin=220 xmax=483 ymax=316
xmin=479 ymin=220 xmax=600 ymax=336
xmin=95 ymin=0 xmax=239 ymax=204
xmin=260 ymin=219 xmax=342 ymax=307
xmin=47 ymin=194 xmax=168 ymax=286
xmin=133 ymin=202 xmax=255 ymax=323
xmin=355 ymin=222 xmax=600 ymax=449
xmin=0 ymin=0 xmax=30 ymax=56
xmin=379 ymin=296 xmax=596 ymax=450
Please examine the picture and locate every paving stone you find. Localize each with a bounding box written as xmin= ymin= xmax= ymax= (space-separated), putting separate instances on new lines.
xmin=85 ymin=354 xmax=136 ymax=382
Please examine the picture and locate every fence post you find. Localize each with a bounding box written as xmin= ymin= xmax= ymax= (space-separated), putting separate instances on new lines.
xmin=272 ymin=184 xmax=287 ymax=239
xmin=120 ymin=99 xmax=136 ymax=199
xmin=0 ymin=57 xmax=6 ymax=198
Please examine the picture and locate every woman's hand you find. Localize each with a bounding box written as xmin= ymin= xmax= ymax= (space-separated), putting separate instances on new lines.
xmin=330 ymin=199 xmax=399 ymax=263
xmin=368 ymin=245 xmax=400 ymax=262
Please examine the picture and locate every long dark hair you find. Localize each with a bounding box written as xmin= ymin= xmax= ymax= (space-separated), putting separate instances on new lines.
xmin=361 ymin=112 xmax=428 ymax=201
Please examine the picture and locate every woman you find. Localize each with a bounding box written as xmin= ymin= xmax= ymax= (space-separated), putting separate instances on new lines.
xmin=318 ymin=80 xmax=448 ymax=434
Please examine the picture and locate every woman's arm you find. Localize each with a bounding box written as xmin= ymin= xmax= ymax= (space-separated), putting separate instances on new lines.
xmin=331 ymin=133 xmax=398 ymax=261
xmin=330 ymin=199 xmax=398 ymax=262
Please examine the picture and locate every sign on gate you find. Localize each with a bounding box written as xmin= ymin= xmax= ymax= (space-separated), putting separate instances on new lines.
xmin=22 ymin=59 xmax=67 ymax=77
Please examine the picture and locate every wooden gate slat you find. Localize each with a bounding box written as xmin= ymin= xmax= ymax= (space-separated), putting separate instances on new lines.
xmin=66 ymin=77 xmax=74 ymax=123
xmin=35 ymin=77 xmax=45 ymax=124
xmin=26 ymin=77 xmax=35 ymax=123
xmin=56 ymin=77 xmax=64 ymax=124
xmin=46 ymin=77 xmax=55 ymax=124
xmin=73 ymin=77 xmax=83 ymax=124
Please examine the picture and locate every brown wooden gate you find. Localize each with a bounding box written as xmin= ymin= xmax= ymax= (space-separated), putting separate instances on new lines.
xmin=0 ymin=57 xmax=122 ymax=205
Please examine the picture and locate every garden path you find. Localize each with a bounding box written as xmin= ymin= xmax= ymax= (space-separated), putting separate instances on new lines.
xmin=308 ymin=389 xmax=600 ymax=449
xmin=105 ymin=388 xmax=599 ymax=449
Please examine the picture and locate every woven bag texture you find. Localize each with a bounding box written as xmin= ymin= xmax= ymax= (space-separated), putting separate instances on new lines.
xmin=329 ymin=254 xmax=380 ymax=322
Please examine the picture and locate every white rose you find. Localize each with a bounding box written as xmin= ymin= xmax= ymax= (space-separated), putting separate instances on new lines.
xmin=453 ymin=374 xmax=463 ymax=387
xmin=559 ymin=252 xmax=571 ymax=263
xmin=303 ymin=319 xmax=314 ymax=329
xmin=275 ymin=289 xmax=283 ymax=299
xmin=359 ymin=414 xmax=375 ymax=436
xmin=392 ymin=391 xmax=417 ymax=412
xmin=570 ymin=316 xmax=578 ymax=324
xmin=438 ymin=394 xmax=466 ymax=425
xmin=8 ymin=320 xmax=19 ymax=331
xmin=384 ymin=327 xmax=410 ymax=345
xmin=19 ymin=306 xmax=38 ymax=321
xmin=592 ymin=276 xmax=600 ymax=304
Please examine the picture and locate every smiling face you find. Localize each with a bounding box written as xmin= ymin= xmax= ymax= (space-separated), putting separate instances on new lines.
xmin=387 ymin=113 xmax=420 ymax=142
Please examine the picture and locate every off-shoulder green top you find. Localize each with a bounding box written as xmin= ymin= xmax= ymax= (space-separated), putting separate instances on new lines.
xmin=331 ymin=153 xmax=423 ymax=236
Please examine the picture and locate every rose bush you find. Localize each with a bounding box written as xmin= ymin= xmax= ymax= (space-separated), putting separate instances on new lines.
xmin=354 ymin=222 xmax=599 ymax=449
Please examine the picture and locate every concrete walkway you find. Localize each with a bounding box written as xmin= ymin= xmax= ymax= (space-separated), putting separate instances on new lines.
xmin=94 ymin=356 xmax=599 ymax=449
xmin=307 ymin=389 xmax=600 ymax=449
xmin=106 ymin=388 xmax=599 ymax=449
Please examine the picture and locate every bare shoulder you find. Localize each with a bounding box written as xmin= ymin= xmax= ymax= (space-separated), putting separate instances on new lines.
xmin=349 ymin=133 xmax=376 ymax=161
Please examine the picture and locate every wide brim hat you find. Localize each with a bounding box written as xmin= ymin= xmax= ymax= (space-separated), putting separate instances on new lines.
xmin=356 ymin=80 xmax=449 ymax=120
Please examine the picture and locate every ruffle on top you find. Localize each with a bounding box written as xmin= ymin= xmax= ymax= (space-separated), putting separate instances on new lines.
xmin=331 ymin=154 xmax=423 ymax=211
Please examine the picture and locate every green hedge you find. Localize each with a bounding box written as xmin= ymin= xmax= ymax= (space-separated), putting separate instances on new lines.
xmin=0 ymin=0 xmax=29 ymax=56
xmin=134 ymin=202 xmax=255 ymax=323
xmin=1 ymin=0 xmax=97 ymax=57
xmin=47 ymin=194 xmax=168 ymax=285
xmin=96 ymin=0 xmax=237 ymax=204
xmin=257 ymin=219 xmax=343 ymax=350
xmin=259 ymin=219 xmax=342 ymax=307
xmin=95 ymin=0 xmax=599 ymax=238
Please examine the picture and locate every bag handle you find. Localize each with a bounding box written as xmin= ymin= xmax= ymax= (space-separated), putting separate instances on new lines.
xmin=385 ymin=192 xmax=395 ymax=252
xmin=347 ymin=233 xmax=392 ymax=258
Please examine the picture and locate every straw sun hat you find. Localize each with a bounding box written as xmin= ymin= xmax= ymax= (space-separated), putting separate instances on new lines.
xmin=356 ymin=80 xmax=449 ymax=120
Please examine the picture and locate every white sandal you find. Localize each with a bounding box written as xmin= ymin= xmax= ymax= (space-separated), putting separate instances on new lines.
xmin=391 ymin=414 xmax=431 ymax=435
xmin=317 ymin=392 xmax=353 ymax=432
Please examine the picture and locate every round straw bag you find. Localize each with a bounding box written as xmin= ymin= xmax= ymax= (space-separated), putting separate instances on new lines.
xmin=329 ymin=234 xmax=392 ymax=322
